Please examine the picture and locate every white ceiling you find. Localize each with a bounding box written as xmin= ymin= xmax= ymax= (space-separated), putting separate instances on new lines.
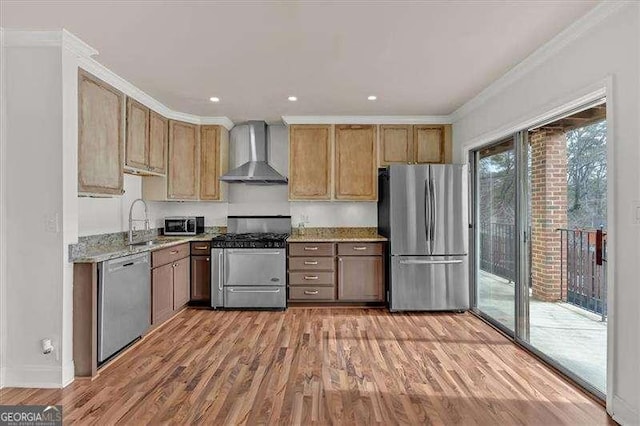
xmin=1 ymin=1 xmax=599 ymax=123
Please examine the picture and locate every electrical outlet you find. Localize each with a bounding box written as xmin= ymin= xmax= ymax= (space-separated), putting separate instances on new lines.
xmin=633 ymin=201 xmax=640 ymax=225
xmin=44 ymin=213 xmax=60 ymax=233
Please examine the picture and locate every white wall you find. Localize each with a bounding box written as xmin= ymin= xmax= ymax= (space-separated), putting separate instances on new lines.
xmin=4 ymin=44 xmax=65 ymax=387
xmin=452 ymin=3 xmax=639 ymax=424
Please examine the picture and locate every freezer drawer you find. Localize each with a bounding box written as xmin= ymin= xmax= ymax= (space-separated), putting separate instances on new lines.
xmin=224 ymin=286 xmax=286 ymax=309
xmin=390 ymin=255 xmax=469 ymax=311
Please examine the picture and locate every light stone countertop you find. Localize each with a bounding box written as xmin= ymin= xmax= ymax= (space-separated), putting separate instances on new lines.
xmin=286 ymin=227 xmax=387 ymax=243
xmin=70 ymin=232 xmax=221 ymax=263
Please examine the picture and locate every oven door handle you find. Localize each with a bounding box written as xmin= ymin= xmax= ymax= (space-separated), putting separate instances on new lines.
xmin=226 ymin=250 xmax=282 ymax=255
xmin=228 ymin=288 xmax=281 ymax=294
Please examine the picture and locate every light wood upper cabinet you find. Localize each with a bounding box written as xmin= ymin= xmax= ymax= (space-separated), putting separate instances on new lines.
xmin=200 ymin=125 xmax=228 ymax=201
xmin=143 ymin=122 xmax=228 ymax=201
xmin=380 ymin=124 xmax=412 ymax=165
xmin=334 ymin=125 xmax=377 ymax=201
xmin=289 ymin=125 xmax=332 ymax=200
xmin=125 ymin=97 xmax=150 ymax=171
xmin=78 ymin=69 xmax=124 ymax=196
xmin=148 ymin=111 xmax=168 ymax=174
xmin=168 ymin=120 xmax=199 ymax=200
xmin=414 ymin=125 xmax=445 ymax=164
xmin=378 ymin=124 xmax=452 ymax=166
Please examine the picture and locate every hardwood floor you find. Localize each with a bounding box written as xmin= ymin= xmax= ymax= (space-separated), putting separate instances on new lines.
xmin=0 ymin=308 xmax=613 ymax=425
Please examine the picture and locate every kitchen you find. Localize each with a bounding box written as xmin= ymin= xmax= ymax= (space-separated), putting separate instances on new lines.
xmin=1 ymin=1 xmax=639 ymax=425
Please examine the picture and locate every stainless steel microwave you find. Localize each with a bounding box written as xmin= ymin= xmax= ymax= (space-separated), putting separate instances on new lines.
xmin=163 ymin=216 xmax=205 ymax=236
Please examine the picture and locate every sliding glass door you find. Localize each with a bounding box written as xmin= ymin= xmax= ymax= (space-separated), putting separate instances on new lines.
xmin=470 ymin=100 xmax=608 ymax=398
xmin=473 ymin=137 xmax=517 ymax=333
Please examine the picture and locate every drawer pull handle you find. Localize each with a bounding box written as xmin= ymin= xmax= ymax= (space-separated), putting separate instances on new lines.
xmin=170 ymin=250 xmax=179 ymax=255
xmin=304 ymin=247 xmax=318 ymax=251
xmin=194 ymin=246 xmax=208 ymax=250
xmin=304 ymin=290 xmax=319 ymax=295
xmin=304 ymin=275 xmax=319 ymax=280
xmin=304 ymin=261 xmax=319 ymax=265
xmin=353 ymin=246 xmax=367 ymax=251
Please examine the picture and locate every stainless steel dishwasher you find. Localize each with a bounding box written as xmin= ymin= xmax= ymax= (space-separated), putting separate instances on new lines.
xmin=98 ymin=252 xmax=150 ymax=363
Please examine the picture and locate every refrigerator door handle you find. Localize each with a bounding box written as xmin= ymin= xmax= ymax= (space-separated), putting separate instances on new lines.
xmin=430 ymin=175 xmax=437 ymax=249
xmin=399 ymin=259 xmax=463 ymax=265
xmin=424 ymin=178 xmax=431 ymax=250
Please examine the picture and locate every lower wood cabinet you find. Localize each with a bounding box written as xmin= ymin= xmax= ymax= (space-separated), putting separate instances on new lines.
xmin=173 ymin=257 xmax=190 ymax=309
xmin=288 ymin=242 xmax=385 ymax=303
xmin=338 ymin=255 xmax=384 ymax=301
xmin=152 ymin=263 xmax=174 ymax=325
xmin=151 ymin=244 xmax=190 ymax=326
xmin=190 ymin=242 xmax=211 ymax=303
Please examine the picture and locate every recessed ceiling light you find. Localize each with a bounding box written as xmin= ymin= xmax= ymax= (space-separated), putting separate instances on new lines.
xmin=368 ymin=95 xmax=377 ymax=101
xmin=288 ymin=96 xmax=298 ymax=102
xmin=209 ymin=97 xmax=220 ymax=102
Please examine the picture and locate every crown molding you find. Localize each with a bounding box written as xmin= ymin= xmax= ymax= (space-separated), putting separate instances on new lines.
xmin=77 ymin=56 xmax=234 ymax=130
xmin=282 ymin=115 xmax=451 ymax=125
xmin=61 ymin=29 xmax=98 ymax=58
xmin=449 ymin=0 xmax=628 ymax=123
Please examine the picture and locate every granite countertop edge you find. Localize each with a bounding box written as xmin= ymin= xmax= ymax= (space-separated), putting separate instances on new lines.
xmin=71 ymin=234 xmax=220 ymax=264
xmin=286 ymin=235 xmax=388 ymax=242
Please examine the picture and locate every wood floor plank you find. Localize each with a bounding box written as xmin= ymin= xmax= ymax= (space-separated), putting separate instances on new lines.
xmin=0 ymin=308 xmax=613 ymax=425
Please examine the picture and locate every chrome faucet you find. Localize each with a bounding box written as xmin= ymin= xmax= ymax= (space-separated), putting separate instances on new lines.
xmin=128 ymin=198 xmax=150 ymax=245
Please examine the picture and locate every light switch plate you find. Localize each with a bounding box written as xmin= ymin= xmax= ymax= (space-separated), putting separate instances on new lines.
xmin=44 ymin=212 xmax=60 ymax=233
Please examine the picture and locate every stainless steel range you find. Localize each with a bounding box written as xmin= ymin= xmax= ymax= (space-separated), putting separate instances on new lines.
xmin=211 ymin=216 xmax=290 ymax=309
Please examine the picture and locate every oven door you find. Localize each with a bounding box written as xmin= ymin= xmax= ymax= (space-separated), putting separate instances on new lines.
xmin=223 ymin=248 xmax=286 ymax=286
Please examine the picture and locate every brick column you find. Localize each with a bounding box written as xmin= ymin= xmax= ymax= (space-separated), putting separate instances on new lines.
xmin=530 ymin=129 xmax=568 ymax=302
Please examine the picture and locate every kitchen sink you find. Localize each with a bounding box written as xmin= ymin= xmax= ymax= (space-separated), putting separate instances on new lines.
xmin=129 ymin=240 xmax=161 ymax=247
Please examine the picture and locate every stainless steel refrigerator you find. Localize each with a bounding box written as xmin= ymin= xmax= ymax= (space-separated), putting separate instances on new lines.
xmin=378 ymin=164 xmax=469 ymax=311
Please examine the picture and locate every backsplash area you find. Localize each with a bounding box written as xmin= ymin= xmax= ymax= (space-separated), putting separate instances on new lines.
xmin=78 ymin=177 xmax=378 ymax=237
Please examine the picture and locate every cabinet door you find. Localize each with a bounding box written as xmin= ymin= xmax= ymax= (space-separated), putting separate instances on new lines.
xmin=334 ymin=125 xmax=377 ymax=200
xmin=148 ymin=110 xmax=168 ymax=174
xmin=125 ymin=97 xmax=150 ymax=170
xmin=289 ymin=125 xmax=331 ymax=200
xmin=78 ymin=69 xmax=124 ymax=195
xmin=414 ymin=125 xmax=445 ymax=164
xmin=199 ymin=125 xmax=220 ymax=200
xmin=173 ymin=257 xmax=190 ymax=310
xmin=190 ymin=255 xmax=211 ymax=302
xmin=168 ymin=120 xmax=198 ymax=199
xmin=152 ymin=263 xmax=174 ymax=325
xmin=380 ymin=125 xmax=412 ymax=165
xmin=338 ymin=256 xmax=384 ymax=301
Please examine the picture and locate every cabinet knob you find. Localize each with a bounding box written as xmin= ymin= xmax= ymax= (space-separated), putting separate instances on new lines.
xmin=206 ymin=258 xmax=210 ymax=261
xmin=304 ymin=275 xmax=319 ymax=280
xmin=353 ymin=246 xmax=367 ymax=251
xmin=304 ymin=246 xmax=318 ymax=251
xmin=304 ymin=290 xmax=319 ymax=295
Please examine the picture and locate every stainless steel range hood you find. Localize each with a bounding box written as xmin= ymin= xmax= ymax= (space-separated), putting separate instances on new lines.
xmin=220 ymin=121 xmax=288 ymax=184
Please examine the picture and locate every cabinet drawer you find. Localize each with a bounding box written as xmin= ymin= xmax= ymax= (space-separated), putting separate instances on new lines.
xmin=289 ymin=271 xmax=335 ymax=286
xmin=152 ymin=243 xmax=189 ymax=267
xmin=288 ymin=242 xmax=335 ymax=257
xmin=190 ymin=241 xmax=211 ymax=255
xmin=289 ymin=286 xmax=335 ymax=301
xmin=289 ymin=257 xmax=335 ymax=271
xmin=337 ymin=242 xmax=383 ymax=256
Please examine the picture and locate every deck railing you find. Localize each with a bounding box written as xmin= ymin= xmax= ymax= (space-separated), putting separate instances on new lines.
xmin=479 ymin=222 xmax=516 ymax=282
xmin=558 ymin=228 xmax=607 ymax=319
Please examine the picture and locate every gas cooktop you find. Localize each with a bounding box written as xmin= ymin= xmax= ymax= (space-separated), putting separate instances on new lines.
xmin=211 ymin=232 xmax=289 ymax=248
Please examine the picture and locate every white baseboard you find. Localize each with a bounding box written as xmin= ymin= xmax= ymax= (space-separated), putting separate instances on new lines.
xmin=61 ymin=360 xmax=74 ymax=387
xmin=3 ymin=364 xmax=63 ymax=388
xmin=611 ymin=395 xmax=639 ymax=426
